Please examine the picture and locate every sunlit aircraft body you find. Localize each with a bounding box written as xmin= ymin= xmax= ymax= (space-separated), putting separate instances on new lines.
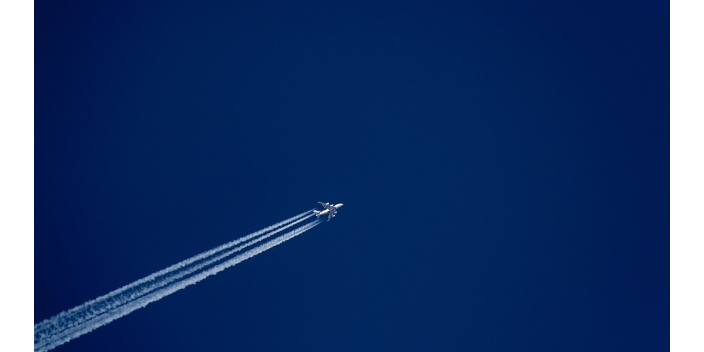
xmin=314 ymin=202 xmax=344 ymax=221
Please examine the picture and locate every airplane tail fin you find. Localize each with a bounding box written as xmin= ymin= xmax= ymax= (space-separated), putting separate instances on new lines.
xmin=313 ymin=210 xmax=321 ymax=218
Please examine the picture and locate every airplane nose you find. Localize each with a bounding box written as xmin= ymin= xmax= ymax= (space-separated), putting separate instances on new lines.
xmin=338 ymin=203 xmax=344 ymax=207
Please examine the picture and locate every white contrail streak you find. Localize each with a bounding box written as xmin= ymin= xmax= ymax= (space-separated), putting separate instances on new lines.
xmin=35 ymin=214 xmax=319 ymax=352
xmin=36 ymin=220 xmax=321 ymax=352
xmin=36 ymin=213 xmax=316 ymax=344
xmin=34 ymin=210 xmax=312 ymax=337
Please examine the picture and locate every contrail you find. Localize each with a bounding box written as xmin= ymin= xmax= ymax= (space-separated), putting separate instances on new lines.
xmin=35 ymin=214 xmax=313 ymax=344
xmin=35 ymin=214 xmax=320 ymax=352
xmin=36 ymin=220 xmax=322 ymax=352
xmin=34 ymin=210 xmax=312 ymax=338
xmin=34 ymin=211 xmax=313 ymax=342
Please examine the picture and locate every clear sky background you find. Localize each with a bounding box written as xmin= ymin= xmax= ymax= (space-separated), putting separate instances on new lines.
xmin=34 ymin=1 xmax=668 ymax=351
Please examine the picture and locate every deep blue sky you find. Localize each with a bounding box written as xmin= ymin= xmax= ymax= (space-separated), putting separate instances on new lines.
xmin=35 ymin=1 xmax=668 ymax=351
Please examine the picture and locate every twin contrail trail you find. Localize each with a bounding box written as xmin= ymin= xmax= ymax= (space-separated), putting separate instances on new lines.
xmin=34 ymin=210 xmax=312 ymax=338
xmin=35 ymin=210 xmax=322 ymax=352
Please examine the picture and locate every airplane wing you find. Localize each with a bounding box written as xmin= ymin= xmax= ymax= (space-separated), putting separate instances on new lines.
xmin=328 ymin=212 xmax=334 ymax=221
xmin=318 ymin=202 xmax=334 ymax=210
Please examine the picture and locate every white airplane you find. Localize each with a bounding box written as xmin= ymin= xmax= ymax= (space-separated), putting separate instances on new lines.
xmin=314 ymin=201 xmax=344 ymax=221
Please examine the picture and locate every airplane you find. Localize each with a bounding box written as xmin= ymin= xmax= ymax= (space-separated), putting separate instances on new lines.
xmin=314 ymin=201 xmax=344 ymax=221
